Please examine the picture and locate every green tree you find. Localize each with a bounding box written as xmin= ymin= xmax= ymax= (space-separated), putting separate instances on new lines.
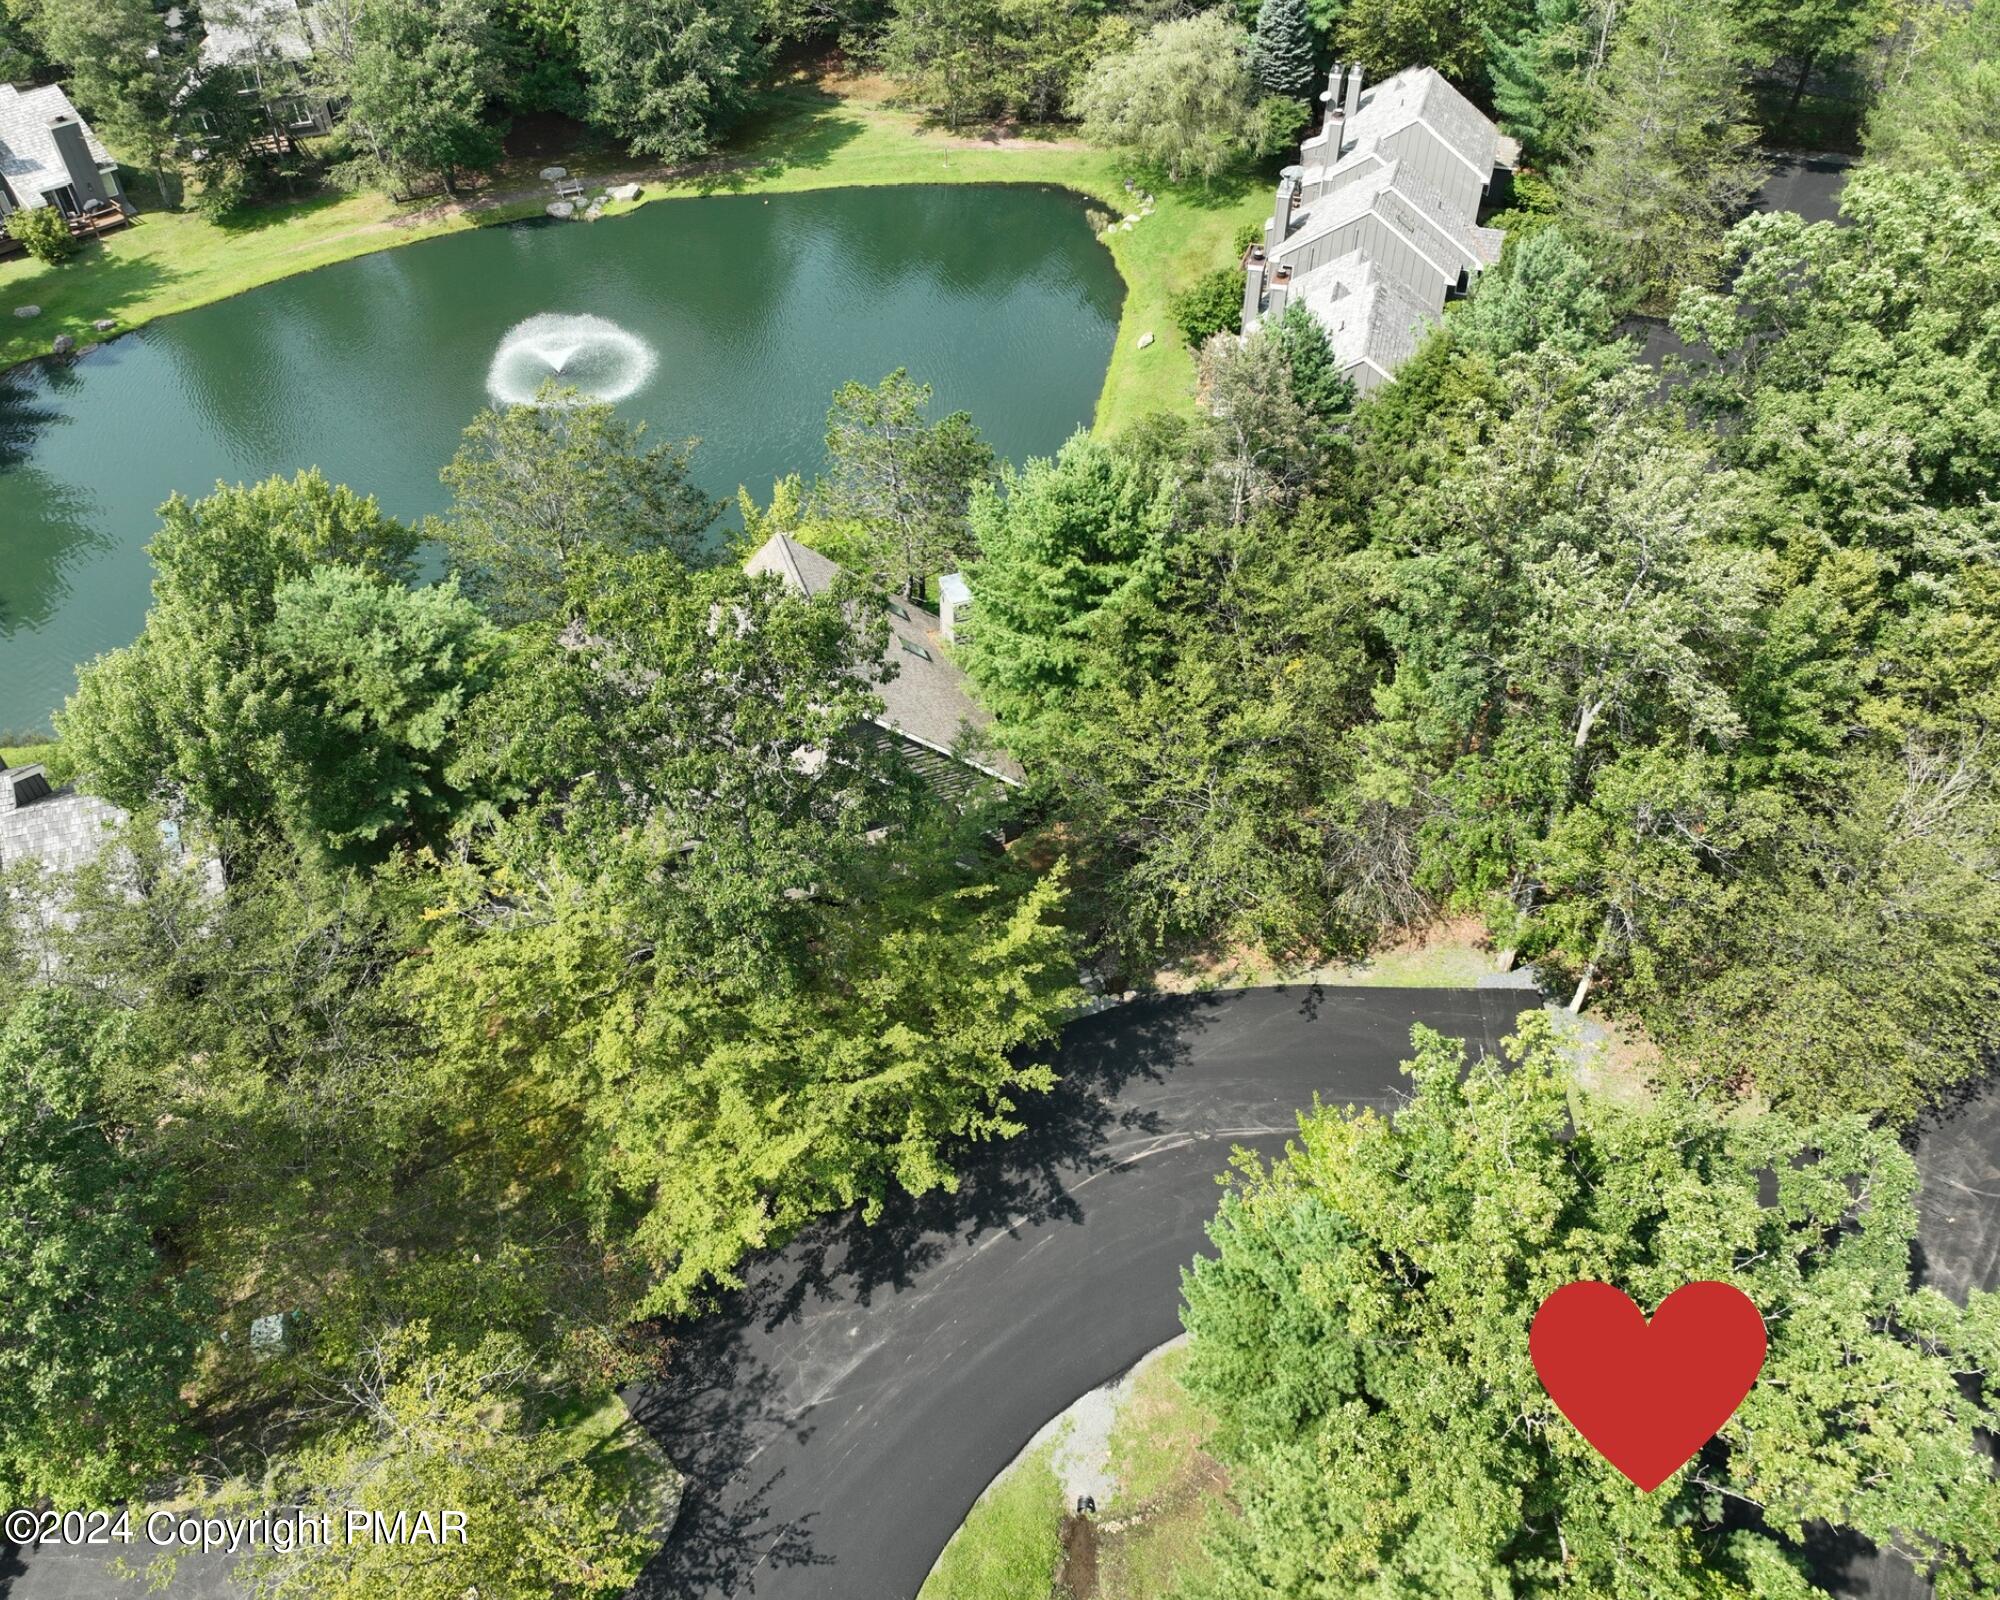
xmin=1166 ymin=265 xmax=1242 ymax=346
xmin=1485 ymin=0 xmax=1618 ymax=168
xmin=1863 ymin=0 xmax=2000 ymax=193
xmin=960 ymin=431 xmax=1172 ymax=736
xmin=1197 ymin=316 xmax=1333 ymax=522
xmin=878 ymin=0 xmax=1105 ymax=124
xmin=1182 ymin=1015 xmax=2000 ymax=1599
xmin=1358 ymin=354 xmax=1767 ymax=994
xmin=0 ymin=5 xmax=48 ymax=82
xmin=245 ymin=1323 xmax=656 ymax=1600
xmin=1733 ymin=0 xmax=1892 ymax=128
xmin=1021 ymin=508 xmax=1381 ymax=965
xmin=1335 ymin=0 xmax=1503 ymax=81
xmin=814 ymin=369 xmax=996 ymax=598
xmin=1642 ymin=739 xmax=2000 ymax=1124
xmin=1250 ymin=0 xmax=1317 ymax=98
xmin=1449 ymin=225 xmax=1616 ymax=358
xmin=55 ymin=473 xmax=499 ymax=861
xmin=325 ymin=0 xmax=504 ymax=196
xmin=259 ymin=569 xmax=505 ymax=859
xmin=495 ymin=0 xmax=588 ymax=115
xmin=4 ymin=203 xmax=75 ymax=264
xmin=1071 ymin=12 xmax=1278 ymax=185
xmin=403 ymin=553 xmax=1077 ymax=1311
xmin=0 ymin=990 xmax=207 ymax=1505
xmin=1558 ymin=0 xmax=1765 ymax=306
xmin=574 ymin=0 xmax=769 ymax=161
xmin=433 ymin=388 xmax=717 ymax=625
xmin=19 ymin=0 xmax=183 ymax=205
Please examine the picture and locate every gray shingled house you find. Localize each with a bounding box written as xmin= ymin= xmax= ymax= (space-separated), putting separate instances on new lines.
xmin=1243 ymin=62 xmax=1507 ymax=393
xmin=0 ymin=757 xmax=124 ymax=876
xmin=0 ymin=83 xmax=129 ymax=223
xmin=745 ymin=534 xmax=1023 ymax=795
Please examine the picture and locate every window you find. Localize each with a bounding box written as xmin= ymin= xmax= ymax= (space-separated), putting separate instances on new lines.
xmin=40 ymin=185 xmax=78 ymax=217
xmin=900 ymin=638 xmax=931 ymax=661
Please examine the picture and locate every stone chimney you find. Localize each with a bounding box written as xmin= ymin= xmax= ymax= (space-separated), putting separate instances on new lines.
xmin=48 ymin=115 xmax=112 ymax=211
xmin=939 ymin=571 xmax=972 ymax=644
xmin=1242 ymin=246 xmax=1266 ymax=329
xmin=1343 ymin=63 xmax=1364 ymax=123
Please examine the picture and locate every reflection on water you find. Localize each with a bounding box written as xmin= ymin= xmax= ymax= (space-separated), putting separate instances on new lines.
xmin=0 ymin=184 xmax=1123 ymax=736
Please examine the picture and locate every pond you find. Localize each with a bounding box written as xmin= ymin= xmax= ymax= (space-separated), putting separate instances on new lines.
xmin=0 ymin=183 xmax=1124 ymax=740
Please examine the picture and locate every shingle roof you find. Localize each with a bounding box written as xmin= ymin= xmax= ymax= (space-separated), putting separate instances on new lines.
xmin=1294 ymin=252 xmax=1441 ymax=382
xmin=0 ymin=765 xmax=125 ymax=876
xmin=745 ymin=534 xmax=1023 ymax=786
xmin=0 ymin=84 xmax=114 ymax=205
xmin=1331 ymin=64 xmax=1500 ymax=187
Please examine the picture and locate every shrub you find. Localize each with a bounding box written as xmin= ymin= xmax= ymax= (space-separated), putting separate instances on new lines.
xmin=6 ymin=204 xmax=76 ymax=265
xmin=1233 ymin=218 xmax=1265 ymax=255
xmin=1168 ymin=266 xmax=1242 ymax=346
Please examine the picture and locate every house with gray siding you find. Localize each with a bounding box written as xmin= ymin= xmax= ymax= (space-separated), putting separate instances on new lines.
xmin=0 ymin=83 xmax=129 ymax=222
xmin=745 ymin=534 xmax=1023 ymax=796
xmin=1243 ymin=62 xmax=1506 ymax=393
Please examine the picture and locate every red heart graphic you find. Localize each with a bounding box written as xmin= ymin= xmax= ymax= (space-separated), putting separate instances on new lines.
xmin=1530 ymin=1280 xmax=1766 ymax=1491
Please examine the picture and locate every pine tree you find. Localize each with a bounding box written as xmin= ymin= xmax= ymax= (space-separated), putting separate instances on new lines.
xmin=1484 ymin=0 xmax=1614 ymax=169
xmin=1251 ymin=0 xmax=1318 ymax=99
xmin=1557 ymin=0 xmax=1764 ymax=306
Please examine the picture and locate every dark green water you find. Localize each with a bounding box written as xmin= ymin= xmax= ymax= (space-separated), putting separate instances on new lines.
xmin=0 ymin=184 xmax=1122 ymax=739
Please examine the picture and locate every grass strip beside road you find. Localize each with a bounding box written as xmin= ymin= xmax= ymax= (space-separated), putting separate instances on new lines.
xmin=0 ymin=77 xmax=1267 ymax=431
xmin=919 ymin=1437 xmax=1067 ymax=1600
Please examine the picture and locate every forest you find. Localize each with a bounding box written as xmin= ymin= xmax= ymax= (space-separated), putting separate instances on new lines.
xmin=2 ymin=0 xmax=1997 ymax=1595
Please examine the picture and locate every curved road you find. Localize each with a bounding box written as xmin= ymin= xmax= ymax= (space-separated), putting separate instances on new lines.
xmin=630 ymin=986 xmax=1530 ymax=1598
xmin=4 ymin=985 xmax=1992 ymax=1599
xmin=629 ymin=984 xmax=1999 ymax=1600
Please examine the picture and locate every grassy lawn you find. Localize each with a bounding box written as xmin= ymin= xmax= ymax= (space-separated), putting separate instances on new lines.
xmin=1095 ymin=1345 xmax=1225 ymax=1599
xmin=918 ymin=1438 xmax=1067 ymax=1600
xmin=0 ymin=742 xmax=59 ymax=770
xmin=919 ymin=1347 xmax=1228 ymax=1600
xmin=0 ymin=73 xmax=1267 ymax=431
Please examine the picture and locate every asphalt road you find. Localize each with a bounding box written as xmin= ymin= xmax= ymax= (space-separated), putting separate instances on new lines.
xmin=4 ymin=984 xmax=1993 ymax=1600
xmin=630 ymin=986 xmax=1536 ymax=1600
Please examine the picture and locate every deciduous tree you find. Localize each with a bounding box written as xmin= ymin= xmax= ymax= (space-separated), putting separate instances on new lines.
xmin=434 ymin=388 xmax=717 ymax=625
xmin=814 ymin=369 xmax=995 ymax=598
xmin=1183 ymin=1015 xmax=2000 ymax=1599
xmin=574 ymin=0 xmax=768 ymax=161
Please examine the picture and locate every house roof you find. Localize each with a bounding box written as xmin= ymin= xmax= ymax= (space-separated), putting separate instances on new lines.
xmin=1254 ymin=63 xmax=1503 ymax=386
xmin=744 ymin=534 xmax=1023 ymax=786
xmin=1275 ymin=157 xmax=1488 ymax=286
xmin=1293 ymin=250 xmax=1443 ymax=384
xmin=1321 ymin=64 xmax=1500 ymax=190
xmin=0 ymin=85 xmax=114 ymax=204
xmin=0 ymin=765 xmax=125 ymax=877
xmin=200 ymin=0 xmax=316 ymax=66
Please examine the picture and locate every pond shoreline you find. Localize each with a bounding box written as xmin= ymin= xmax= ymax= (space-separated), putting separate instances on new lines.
xmin=1 ymin=80 xmax=1269 ymax=429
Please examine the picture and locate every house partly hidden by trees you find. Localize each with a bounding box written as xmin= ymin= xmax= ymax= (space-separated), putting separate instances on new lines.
xmin=1244 ymin=62 xmax=1507 ymax=392
xmin=187 ymin=0 xmax=336 ymax=142
xmin=0 ymin=83 xmax=130 ymax=225
xmin=0 ymin=756 xmax=122 ymax=877
xmin=744 ymin=534 xmax=1023 ymax=798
